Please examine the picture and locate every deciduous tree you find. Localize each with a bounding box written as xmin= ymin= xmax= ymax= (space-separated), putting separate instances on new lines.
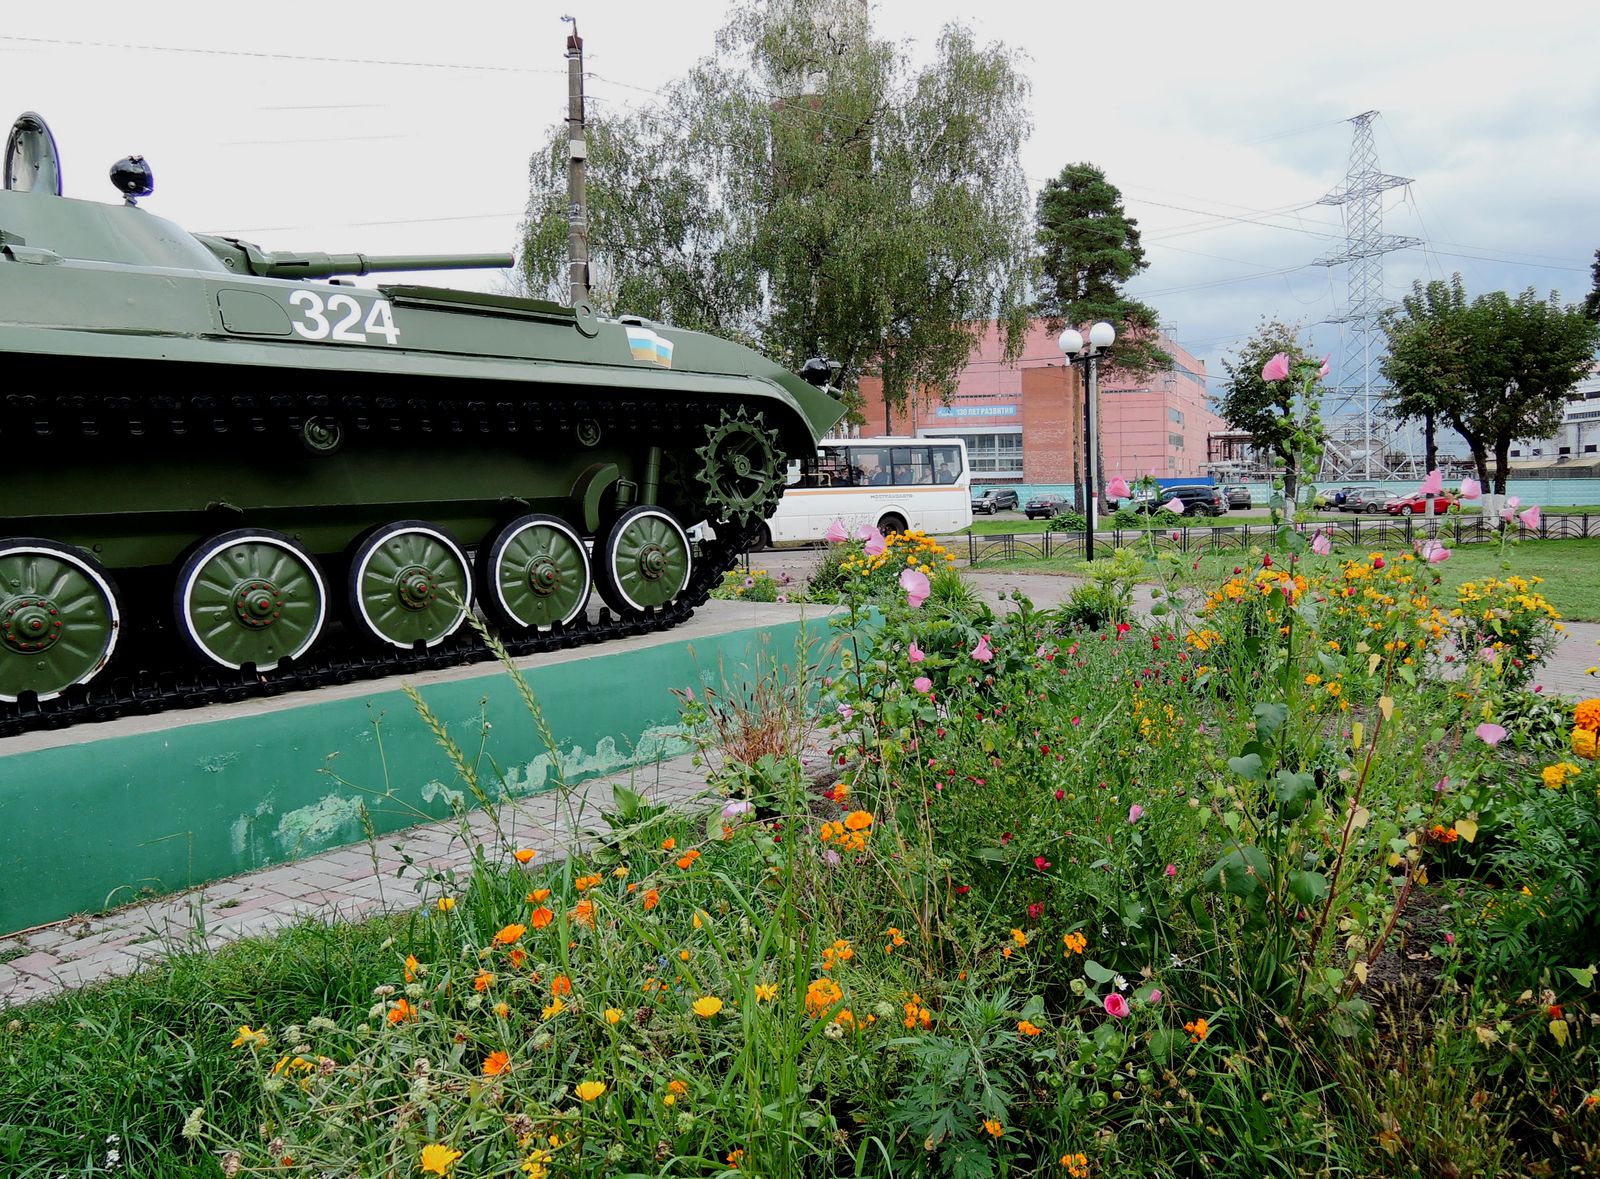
xmin=1217 ymin=319 xmax=1324 ymax=505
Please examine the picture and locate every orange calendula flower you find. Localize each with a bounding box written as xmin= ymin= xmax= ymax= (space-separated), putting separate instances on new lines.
xmin=508 ymin=948 xmax=527 ymax=969
xmin=473 ymin=970 xmax=496 ymax=992
xmin=495 ymin=923 xmax=527 ymax=945
xmin=676 ymin=849 xmax=702 ymax=870
xmin=668 ymin=1079 xmax=689 ymax=1096
xmin=493 ymin=1001 xmax=510 ymax=1019
xmin=982 ymin=1119 xmax=1003 ymax=1138
xmin=386 ymin=999 xmax=416 ymax=1024
xmin=692 ymin=996 xmax=724 ymax=1018
xmin=1184 ymin=1017 xmax=1209 ymax=1043
xmin=662 ymin=837 xmax=677 ymax=851
xmin=604 ymin=1007 xmax=624 ymax=1024
xmin=1062 ymin=931 xmax=1087 ymax=956
xmin=575 ymin=1080 xmax=607 ymax=1102
xmin=805 ymin=977 xmax=843 ymax=1017
xmin=643 ymin=889 xmax=660 ymax=910
xmin=404 ymin=954 xmax=420 ymax=983
xmin=574 ymin=873 xmax=603 ymax=891
xmin=529 ymin=906 xmax=554 ymax=930
xmin=1017 ymin=1019 xmax=1042 ymax=1037
xmin=570 ymin=899 xmax=595 ymax=928
xmin=420 ymin=1144 xmax=462 ymax=1175
xmin=514 ymin=848 xmax=536 ymax=864
xmin=527 ymin=888 xmax=551 ymax=904
xmin=482 ymin=1049 xmax=510 ymax=1076
xmin=551 ymin=974 xmax=572 ymax=996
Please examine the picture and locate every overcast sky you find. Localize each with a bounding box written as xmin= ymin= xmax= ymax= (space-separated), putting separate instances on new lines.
xmin=6 ymin=0 xmax=1596 ymax=405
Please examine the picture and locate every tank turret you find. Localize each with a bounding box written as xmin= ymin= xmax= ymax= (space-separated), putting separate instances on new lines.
xmin=0 ymin=111 xmax=843 ymax=732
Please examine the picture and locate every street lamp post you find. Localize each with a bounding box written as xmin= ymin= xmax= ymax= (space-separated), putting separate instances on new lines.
xmin=1059 ymin=322 xmax=1117 ymax=561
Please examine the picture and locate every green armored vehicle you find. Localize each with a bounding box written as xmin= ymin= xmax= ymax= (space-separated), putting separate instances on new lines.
xmin=0 ymin=112 xmax=842 ymax=730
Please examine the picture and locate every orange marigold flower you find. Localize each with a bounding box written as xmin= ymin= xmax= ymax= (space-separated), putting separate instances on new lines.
xmin=1185 ymin=1017 xmax=1209 ymax=1043
xmin=804 ymin=977 xmax=843 ymax=1017
xmin=662 ymin=837 xmax=677 ymax=851
xmin=1062 ymin=931 xmax=1087 ymax=956
xmin=843 ymin=810 xmax=874 ymax=832
xmin=551 ymin=974 xmax=572 ymax=996
xmin=508 ymin=948 xmax=527 ymax=969
xmin=574 ymin=873 xmax=603 ymax=891
xmin=668 ymin=1079 xmax=689 ymax=1095
xmin=386 ymin=999 xmax=416 ymax=1024
xmin=527 ymin=888 xmax=551 ymax=904
xmin=1574 ymin=698 xmax=1600 ymax=732
xmin=570 ymin=899 xmax=595 ymax=927
xmin=643 ymin=889 xmax=660 ymax=910
xmin=514 ymin=848 xmax=536 ymax=864
xmin=1017 ymin=1019 xmax=1042 ymax=1037
xmin=494 ymin=923 xmax=527 ymax=945
xmin=473 ymin=970 xmax=496 ymax=992
xmin=482 ymin=1049 xmax=510 ymax=1076
xmin=676 ymin=850 xmax=702 ymax=870
xmin=404 ymin=954 xmax=420 ymax=983
xmin=982 ymin=1119 xmax=1003 ymax=1138
xmin=529 ymin=907 xmax=554 ymax=930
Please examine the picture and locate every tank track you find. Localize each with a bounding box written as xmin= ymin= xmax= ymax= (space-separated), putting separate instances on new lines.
xmin=0 ymin=381 xmax=772 ymax=738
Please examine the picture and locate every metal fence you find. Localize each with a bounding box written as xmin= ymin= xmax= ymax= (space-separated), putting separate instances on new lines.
xmin=956 ymin=514 xmax=1600 ymax=567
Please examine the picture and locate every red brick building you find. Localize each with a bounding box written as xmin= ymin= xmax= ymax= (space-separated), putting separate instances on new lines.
xmin=855 ymin=321 xmax=1225 ymax=490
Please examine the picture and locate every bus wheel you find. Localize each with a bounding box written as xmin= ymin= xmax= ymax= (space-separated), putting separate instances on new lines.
xmin=878 ymin=513 xmax=907 ymax=538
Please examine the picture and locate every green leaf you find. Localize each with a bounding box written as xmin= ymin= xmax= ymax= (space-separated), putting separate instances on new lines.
xmin=1286 ymin=870 xmax=1329 ymax=906
xmin=1567 ymin=965 xmax=1596 ymax=989
xmin=1252 ymin=702 xmax=1289 ymax=740
xmin=1082 ymin=959 xmax=1116 ymax=984
xmin=1203 ymin=844 xmax=1268 ymax=899
xmin=1227 ymin=753 xmax=1265 ymax=782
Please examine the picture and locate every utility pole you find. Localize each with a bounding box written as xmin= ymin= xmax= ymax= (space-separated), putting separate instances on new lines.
xmin=562 ymin=16 xmax=589 ymax=306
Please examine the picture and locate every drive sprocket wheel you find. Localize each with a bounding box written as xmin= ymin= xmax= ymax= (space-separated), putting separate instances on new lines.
xmin=693 ymin=407 xmax=785 ymax=524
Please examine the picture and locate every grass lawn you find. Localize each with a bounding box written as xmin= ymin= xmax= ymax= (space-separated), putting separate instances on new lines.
xmin=973 ymin=536 xmax=1600 ymax=621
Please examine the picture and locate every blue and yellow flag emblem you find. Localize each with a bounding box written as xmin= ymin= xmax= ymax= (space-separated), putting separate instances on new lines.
xmin=625 ymin=324 xmax=674 ymax=368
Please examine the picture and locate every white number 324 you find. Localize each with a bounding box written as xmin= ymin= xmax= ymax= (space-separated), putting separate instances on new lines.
xmin=287 ymin=289 xmax=401 ymax=345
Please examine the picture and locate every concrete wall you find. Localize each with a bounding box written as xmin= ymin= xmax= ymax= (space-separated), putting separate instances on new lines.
xmin=0 ymin=620 xmax=826 ymax=934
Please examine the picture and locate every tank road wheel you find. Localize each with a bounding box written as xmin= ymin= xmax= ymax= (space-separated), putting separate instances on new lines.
xmin=480 ymin=514 xmax=591 ymax=631
xmin=694 ymin=407 xmax=785 ymax=524
xmin=593 ymin=507 xmax=692 ymax=615
xmin=176 ymin=530 xmax=327 ymax=672
xmin=0 ymin=539 xmax=121 ymax=703
xmin=348 ymin=521 xmax=472 ymax=649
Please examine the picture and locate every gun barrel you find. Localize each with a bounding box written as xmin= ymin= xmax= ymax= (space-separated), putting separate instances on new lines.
xmin=260 ymin=252 xmax=515 ymax=279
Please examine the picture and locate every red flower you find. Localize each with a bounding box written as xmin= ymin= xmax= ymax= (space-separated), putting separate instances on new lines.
xmin=1027 ymin=902 xmax=1044 ymax=920
xmin=1033 ymin=856 xmax=1051 ymax=871
xmin=955 ymin=885 xmax=970 ymax=895
xmin=1054 ymin=789 xmax=1065 ymax=801
xmin=1373 ymin=556 xmax=1385 ymax=569
xmin=1262 ymin=555 xmax=1273 ymax=568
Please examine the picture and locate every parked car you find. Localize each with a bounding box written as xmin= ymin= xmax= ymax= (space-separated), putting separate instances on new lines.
xmin=1332 ymin=485 xmax=1369 ymax=508
xmin=1386 ymin=491 xmax=1456 ymax=516
xmin=970 ymin=488 xmax=1019 ymax=515
xmin=1223 ymin=485 xmax=1252 ymax=510
xmin=1132 ymin=484 xmax=1225 ymax=518
xmin=1342 ymin=488 xmax=1386 ymax=513
xmin=1024 ymin=493 xmax=1067 ymax=520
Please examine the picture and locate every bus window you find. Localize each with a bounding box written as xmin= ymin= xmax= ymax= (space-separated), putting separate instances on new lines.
xmin=891 ymin=447 xmax=934 ymax=485
xmin=930 ymin=446 xmax=962 ymax=484
xmin=850 ymin=447 xmax=892 ymax=487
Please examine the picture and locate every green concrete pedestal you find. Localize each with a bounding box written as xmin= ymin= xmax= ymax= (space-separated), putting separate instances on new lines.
xmin=0 ymin=615 xmax=820 ymax=934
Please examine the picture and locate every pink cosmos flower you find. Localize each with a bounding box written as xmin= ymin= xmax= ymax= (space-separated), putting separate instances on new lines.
xmin=1475 ymin=722 xmax=1506 ymax=747
xmin=1104 ymin=993 xmax=1130 ymax=1019
xmin=971 ymin=634 xmax=994 ymax=664
xmin=913 ymin=676 xmax=933 ymax=694
xmin=824 ymin=518 xmax=850 ymax=543
xmin=1163 ymin=497 xmax=1185 ymax=515
xmin=1106 ymin=475 xmax=1131 ymax=500
xmin=1127 ymin=804 xmax=1144 ymax=824
xmin=1418 ymin=468 xmax=1444 ymax=496
xmin=1311 ymin=531 xmax=1332 ymax=557
xmin=1317 ymin=355 xmax=1330 ymax=379
xmin=1261 ymin=352 xmax=1290 ymax=382
xmin=1165 ymin=863 xmax=1177 ymax=877
xmin=1459 ymin=476 xmax=1481 ymax=500
xmin=908 ymin=640 xmax=926 ymax=664
xmin=837 ymin=704 xmax=855 ymax=721
xmin=1478 ymin=646 xmax=1497 ymax=665
xmin=900 ymin=566 xmax=930 ymax=608
xmin=1518 ymin=505 xmax=1540 ymax=530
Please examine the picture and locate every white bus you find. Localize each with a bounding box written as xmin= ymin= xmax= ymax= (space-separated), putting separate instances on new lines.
xmin=758 ymin=437 xmax=972 ymax=546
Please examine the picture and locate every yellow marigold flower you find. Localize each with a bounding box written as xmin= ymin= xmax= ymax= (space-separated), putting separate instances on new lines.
xmin=669 ymin=1079 xmax=689 ymax=1095
xmin=436 ymin=896 xmax=455 ymax=913
xmin=755 ymin=983 xmax=778 ymax=1002
xmin=693 ymin=996 xmax=724 ymax=1018
xmin=1011 ymin=929 xmax=1028 ymax=948
xmin=420 ymin=1143 xmax=463 ymax=1175
xmin=1542 ymin=762 xmax=1580 ymax=790
xmin=574 ymin=1080 xmax=607 ymax=1102
xmin=231 ymin=1025 xmax=268 ymax=1049
xmin=1573 ymin=728 xmax=1597 ymax=761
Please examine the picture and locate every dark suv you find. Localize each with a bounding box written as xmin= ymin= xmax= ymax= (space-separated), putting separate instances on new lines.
xmin=971 ymin=488 xmax=1019 ymax=515
xmin=1134 ymin=484 xmax=1225 ymax=517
